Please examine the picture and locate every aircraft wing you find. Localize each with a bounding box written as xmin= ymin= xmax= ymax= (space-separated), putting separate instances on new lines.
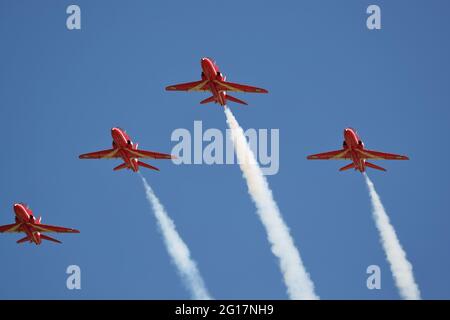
xmin=128 ymin=149 xmax=174 ymax=160
xmin=307 ymin=149 xmax=350 ymax=160
xmin=31 ymin=223 xmax=80 ymax=233
xmin=0 ymin=223 xmax=21 ymax=233
xmin=79 ymin=148 xmax=119 ymax=159
xmin=214 ymin=80 xmax=268 ymax=93
xmin=356 ymin=149 xmax=409 ymax=160
xmin=165 ymin=80 xmax=209 ymax=92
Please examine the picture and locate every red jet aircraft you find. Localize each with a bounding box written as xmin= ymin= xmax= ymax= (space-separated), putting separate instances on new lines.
xmin=0 ymin=203 xmax=79 ymax=245
xmin=79 ymin=127 xmax=174 ymax=172
xmin=166 ymin=57 xmax=268 ymax=106
xmin=307 ymin=128 xmax=409 ymax=172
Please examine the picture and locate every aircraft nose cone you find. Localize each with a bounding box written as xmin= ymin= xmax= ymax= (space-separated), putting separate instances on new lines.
xmin=111 ymin=128 xmax=121 ymax=140
xmin=13 ymin=203 xmax=25 ymax=216
xmin=201 ymin=57 xmax=213 ymax=66
xmin=111 ymin=128 xmax=121 ymax=136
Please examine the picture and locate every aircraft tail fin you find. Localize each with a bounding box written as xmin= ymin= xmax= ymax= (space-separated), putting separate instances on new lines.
xmin=16 ymin=236 xmax=30 ymax=244
xmin=365 ymin=161 xmax=387 ymax=172
xmin=200 ymin=96 xmax=216 ymax=104
xmin=339 ymin=163 xmax=355 ymax=171
xmin=40 ymin=234 xmax=62 ymax=244
xmin=113 ymin=162 xmax=128 ymax=171
xmin=138 ymin=161 xmax=159 ymax=171
xmin=226 ymin=94 xmax=248 ymax=105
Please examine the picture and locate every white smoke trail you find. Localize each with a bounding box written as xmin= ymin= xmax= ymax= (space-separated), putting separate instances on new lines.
xmin=363 ymin=173 xmax=421 ymax=300
xmin=224 ymin=107 xmax=318 ymax=300
xmin=140 ymin=175 xmax=212 ymax=300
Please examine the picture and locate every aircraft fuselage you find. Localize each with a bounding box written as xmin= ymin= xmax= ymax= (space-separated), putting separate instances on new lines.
xmin=111 ymin=127 xmax=139 ymax=172
xmin=343 ymin=128 xmax=366 ymax=172
xmin=13 ymin=203 xmax=41 ymax=244
xmin=201 ymin=57 xmax=227 ymax=106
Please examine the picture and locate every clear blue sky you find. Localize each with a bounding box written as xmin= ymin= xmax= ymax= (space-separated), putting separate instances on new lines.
xmin=0 ymin=0 xmax=449 ymax=299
